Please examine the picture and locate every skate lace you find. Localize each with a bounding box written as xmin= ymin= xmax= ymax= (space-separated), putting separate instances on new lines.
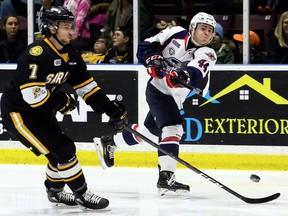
xmin=167 ymin=173 xmax=176 ymax=186
xmin=58 ymin=191 xmax=75 ymax=202
xmin=84 ymin=191 xmax=102 ymax=204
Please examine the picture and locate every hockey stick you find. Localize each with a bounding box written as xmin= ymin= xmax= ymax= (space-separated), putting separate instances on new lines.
xmin=124 ymin=125 xmax=280 ymax=204
xmin=174 ymin=77 xmax=202 ymax=95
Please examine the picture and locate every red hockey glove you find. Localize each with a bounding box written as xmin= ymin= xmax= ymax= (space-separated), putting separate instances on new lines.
xmin=166 ymin=70 xmax=190 ymax=88
xmin=145 ymin=54 xmax=166 ymax=79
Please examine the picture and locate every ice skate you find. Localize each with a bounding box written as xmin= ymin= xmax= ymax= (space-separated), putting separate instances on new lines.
xmin=157 ymin=170 xmax=190 ymax=197
xmin=94 ymin=135 xmax=117 ymax=169
xmin=74 ymin=190 xmax=109 ymax=210
xmin=45 ymin=181 xmax=77 ymax=206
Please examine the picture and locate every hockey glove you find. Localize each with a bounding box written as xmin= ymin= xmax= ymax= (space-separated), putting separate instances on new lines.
xmin=56 ymin=92 xmax=77 ymax=114
xmin=166 ymin=70 xmax=190 ymax=88
xmin=145 ymin=54 xmax=166 ymax=79
xmin=106 ymin=101 xmax=128 ymax=132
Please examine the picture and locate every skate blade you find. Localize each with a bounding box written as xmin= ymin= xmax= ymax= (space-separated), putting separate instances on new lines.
xmin=49 ymin=202 xmax=78 ymax=208
xmin=78 ymin=205 xmax=112 ymax=211
xmin=158 ymin=188 xmax=169 ymax=196
xmin=175 ymin=189 xmax=190 ymax=198
xmin=93 ymin=138 xmax=108 ymax=170
xmin=158 ymin=188 xmax=190 ymax=199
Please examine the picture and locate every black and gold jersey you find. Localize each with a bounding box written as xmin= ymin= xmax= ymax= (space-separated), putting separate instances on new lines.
xmin=2 ymin=38 xmax=111 ymax=114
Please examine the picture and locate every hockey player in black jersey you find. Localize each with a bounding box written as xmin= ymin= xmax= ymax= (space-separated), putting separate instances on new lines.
xmin=0 ymin=6 xmax=128 ymax=210
xmin=96 ymin=12 xmax=217 ymax=196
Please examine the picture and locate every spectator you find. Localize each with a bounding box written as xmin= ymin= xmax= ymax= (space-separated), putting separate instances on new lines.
xmin=143 ymin=16 xmax=190 ymax=39
xmin=0 ymin=0 xmax=42 ymax=21
xmin=104 ymin=26 xmax=133 ymax=63
xmin=0 ymin=15 xmax=27 ymax=63
xmin=0 ymin=0 xmax=63 ymax=32
xmin=266 ymin=11 xmax=288 ymax=64
xmin=85 ymin=0 xmax=111 ymax=41
xmin=233 ymin=30 xmax=266 ymax=63
xmin=0 ymin=0 xmax=18 ymax=21
xmin=63 ymin=0 xmax=91 ymax=51
xmin=81 ymin=32 xmax=112 ymax=63
xmin=210 ymin=23 xmax=235 ymax=64
xmin=104 ymin=0 xmax=152 ymax=41
xmin=36 ymin=0 xmax=58 ymax=33
xmin=251 ymin=0 xmax=271 ymax=15
xmin=254 ymin=0 xmax=288 ymax=15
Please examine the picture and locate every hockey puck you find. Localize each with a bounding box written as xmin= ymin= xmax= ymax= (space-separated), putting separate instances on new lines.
xmin=250 ymin=174 xmax=261 ymax=183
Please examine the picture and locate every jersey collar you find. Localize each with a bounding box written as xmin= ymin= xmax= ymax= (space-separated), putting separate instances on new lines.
xmin=44 ymin=38 xmax=69 ymax=62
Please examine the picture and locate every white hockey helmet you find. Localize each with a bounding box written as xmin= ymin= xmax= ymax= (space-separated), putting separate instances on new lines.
xmin=189 ymin=12 xmax=216 ymax=45
xmin=189 ymin=12 xmax=216 ymax=32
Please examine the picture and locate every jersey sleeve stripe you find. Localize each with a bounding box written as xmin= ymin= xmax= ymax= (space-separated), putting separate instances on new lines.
xmin=10 ymin=112 xmax=49 ymax=154
xmin=74 ymin=78 xmax=101 ymax=101
xmin=82 ymin=86 xmax=101 ymax=101
xmin=20 ymin=82 xmax=46 ymax=89
xmin=73 ymin=77 xmax=94 ymax=89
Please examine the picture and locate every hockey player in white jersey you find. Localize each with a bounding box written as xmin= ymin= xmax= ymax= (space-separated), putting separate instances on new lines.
xmin=96 ymin=12 xmax=217 ymax=196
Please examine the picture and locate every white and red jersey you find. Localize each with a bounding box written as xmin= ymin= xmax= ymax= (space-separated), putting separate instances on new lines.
xmin=137 ymin=26 xmax=217 ymax=109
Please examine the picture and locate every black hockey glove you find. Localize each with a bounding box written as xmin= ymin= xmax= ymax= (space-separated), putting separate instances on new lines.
xmin=145 ymin=54 xmax=166 ymax=79
xmin=166 ymin=70 xmax=191 ymax=88
xmin=55 ymin=91 xmax=77 ymax=114
xmin=106 ymin=101 xmax=128 ymax=132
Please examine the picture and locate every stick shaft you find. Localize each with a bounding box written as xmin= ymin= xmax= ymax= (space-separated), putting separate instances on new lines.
xmin=124 ymin=125 xmax=280 ymax=204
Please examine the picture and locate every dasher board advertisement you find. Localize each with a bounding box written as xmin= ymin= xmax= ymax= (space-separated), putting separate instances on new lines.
xmin=0 ymin=70 xmax=138 ymax=142
xmin=0 ymin=68 xmax=287 ymax=145
xmin=182 ymin=71 xmax=288 ymax=146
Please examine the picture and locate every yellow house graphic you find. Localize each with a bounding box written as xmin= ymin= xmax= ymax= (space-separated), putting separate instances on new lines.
xmin=201 ymin=74 xmax=288 ymax=106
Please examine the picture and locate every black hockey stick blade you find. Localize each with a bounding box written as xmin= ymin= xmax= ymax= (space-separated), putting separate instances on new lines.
xmin=124 ymin=125 xmax=280 ymax=204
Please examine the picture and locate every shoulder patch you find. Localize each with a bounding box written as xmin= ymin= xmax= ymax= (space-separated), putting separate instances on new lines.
xmin=205 ymin=52 xmax=216 ymax=61
xmin=29 ymin=46 xmax=43 ymax=56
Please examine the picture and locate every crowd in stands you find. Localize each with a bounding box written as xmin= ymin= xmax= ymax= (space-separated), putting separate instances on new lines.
xmin=0 ymin=14 xmax=27 ymax=62
xmin=1 ymin=0 xmax=288 ymax=64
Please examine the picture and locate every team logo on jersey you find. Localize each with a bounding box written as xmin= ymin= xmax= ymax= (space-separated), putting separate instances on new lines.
xmin=169 ymin=47 xmax=175 ymax=56
xmin=54 ymin=59 xmax=61 ymax=66
xmin=33 ymin=87 xmax=45 ymax=99
xmin=29 ymin=46 xmax=43 ymax=56
xmin=205 ymin=52 xmax=216 ymax=61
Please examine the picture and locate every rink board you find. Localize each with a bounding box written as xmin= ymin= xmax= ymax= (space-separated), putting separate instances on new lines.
xmin=0 ymin=64 xmax=287 ymax=169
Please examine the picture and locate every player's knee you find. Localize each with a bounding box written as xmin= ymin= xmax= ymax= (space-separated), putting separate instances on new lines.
xmin=53 ymin=135 xmax=76 ymax=164
xmin=162 ymin=124 xmax=183 ymax=140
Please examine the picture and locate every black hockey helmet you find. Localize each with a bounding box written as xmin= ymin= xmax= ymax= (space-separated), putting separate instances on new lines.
xmin=40 ymin=6 xmax=74 ymax=35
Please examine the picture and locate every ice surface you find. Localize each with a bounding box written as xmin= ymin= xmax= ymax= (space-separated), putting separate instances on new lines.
xmin=0 ymin=164 xmax=287 ymax=216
